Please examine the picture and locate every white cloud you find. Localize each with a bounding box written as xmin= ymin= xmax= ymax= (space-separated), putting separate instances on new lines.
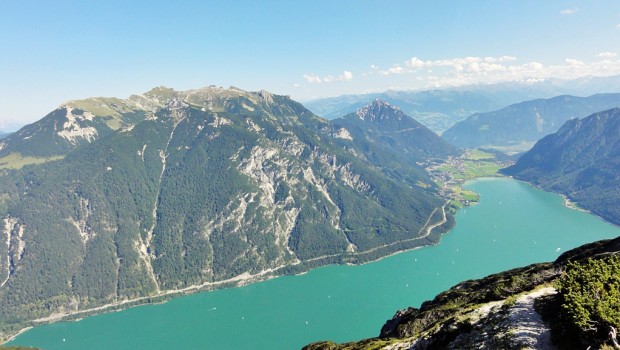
xmin=524 ymin=61 xmax=544 ymax=70
xmin=407 ymin=57 xmax=427 ymax=69
xmin=479 ymin=62 xmax=506 ymax=72
xmin=598 ymin=52 xmax=617 ymax=58
xmin=303 ymin=74 xmax=322 ymax=83
xmin=380 ymin=54 xmax=620 ymax=89
xmin=617 ymin=23 xmax=620 ymax=29
xmin=302 ymin=71 xmax=353 ymax=84
xmin=565 ymin=58 xmax=584 ymax=65
xmin=387 ymin=66 xmax=405 ymax=74
xmin=301 ymin=54 xmax=620 ymax=92
xmin=482 ymin=56 xmax=515 ymax=64
xmin=468 ymin=62 xmax=481 ymax=73
xmin=499 ymin=56 xmax=517 ymax=62
xmin=560 ymin=8 xmax=578 ymax=15
xmin=381 ymin=55 xmax=517 ymax=76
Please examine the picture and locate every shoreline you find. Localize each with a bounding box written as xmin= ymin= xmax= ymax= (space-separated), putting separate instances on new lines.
xmin=560 ymin=194 xmax=588 ymax=213
xmin=503 ymin=176 xmax=620 ymax=229
xmin=458 ymin=174 xmax=620 ymax=234
xmin=5 ymin=326 xmax=32 ymax=343
xmin=8 ymin=175 xmax=616 ymax=345
xmin=4 ymin=259 xmax=311 ymax=344
xmin=471 ymin=175 xmax=591 ymax=214
xmin=4 ymin=203 xmax=452 ymax=344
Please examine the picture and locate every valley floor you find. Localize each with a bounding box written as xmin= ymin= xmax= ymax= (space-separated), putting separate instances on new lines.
xmin=427 ymin=148 xmax=509 ymax=208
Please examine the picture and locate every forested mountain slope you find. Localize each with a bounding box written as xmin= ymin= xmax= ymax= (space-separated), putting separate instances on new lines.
xmin=0 ymin=87 xmax=456 ymax=338
xmin=502 ymin=108 xmax=620 ymax=225
xmin=442 ymin=94 xmax=620 ymax=149
xmin=329 ymin=100 xmax=460 ymax=181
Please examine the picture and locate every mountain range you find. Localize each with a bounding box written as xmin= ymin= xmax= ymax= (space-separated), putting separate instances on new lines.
xmin=304 ymin=89 xmax=507 ymax=133
xmin=303 ymin=75 xmax=620 ymax=134
xmin=0 ymin=87 xmax=458 ymax=338
xmin=502 ymin=107 xmax=620 ymax=226
xmin=442 ymin=94 xmax=620 ymax=150
xmin=329 ymin=99 xmax=459 ymax=179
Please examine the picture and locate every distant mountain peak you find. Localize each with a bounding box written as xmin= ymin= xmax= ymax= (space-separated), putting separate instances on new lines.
xmin=140 ymin=85 xmax=280 ymax=107
xmin=165 ymin=98 xmax=189 ymax=111
xmin=355 ymin=99 xmax=404 ymax=122
xmin=258 ymin=89 xmax=274 ymax=104
xmin=148 ymin=85 xmax=174 ymax=92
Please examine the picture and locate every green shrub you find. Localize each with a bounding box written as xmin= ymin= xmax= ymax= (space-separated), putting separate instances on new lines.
xmin=557 ymin=254 xmax=620 ymax=335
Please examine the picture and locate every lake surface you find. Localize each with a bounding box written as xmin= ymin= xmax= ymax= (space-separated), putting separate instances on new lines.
xmin=9 ymin=177 xmax=620 ymax=349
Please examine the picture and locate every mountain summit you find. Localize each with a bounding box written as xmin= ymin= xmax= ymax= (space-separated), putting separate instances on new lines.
xmin=355 ymin=99 xmax=405 ymax=123
xmin=331 ymin=100 xmax=460 ymax=165
xmin=0 ymin=86 xmax=306 ymax=159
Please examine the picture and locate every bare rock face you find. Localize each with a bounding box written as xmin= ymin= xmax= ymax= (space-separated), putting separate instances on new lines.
xmin=380 ymin=307 xmax=419 ymax=338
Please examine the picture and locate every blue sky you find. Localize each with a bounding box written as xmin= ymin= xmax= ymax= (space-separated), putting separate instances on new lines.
xmin=1 ymin=0 xmax=620 ymax=129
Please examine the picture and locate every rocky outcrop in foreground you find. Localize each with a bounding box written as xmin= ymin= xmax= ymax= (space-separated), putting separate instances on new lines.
xmin=304 ymin=237 xmax=620 ymax=350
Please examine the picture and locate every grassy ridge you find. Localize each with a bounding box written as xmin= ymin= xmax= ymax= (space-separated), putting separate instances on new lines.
xmin=0 ymin=153 xmax=64 ymax=170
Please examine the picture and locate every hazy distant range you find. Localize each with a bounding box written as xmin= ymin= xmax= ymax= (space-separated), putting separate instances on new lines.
xmin=303 ymin=75 xmax=620 ymax=133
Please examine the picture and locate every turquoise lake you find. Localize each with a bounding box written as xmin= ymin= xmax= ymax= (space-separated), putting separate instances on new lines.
xmin=9 ymin=177 xmax=620 ymax=349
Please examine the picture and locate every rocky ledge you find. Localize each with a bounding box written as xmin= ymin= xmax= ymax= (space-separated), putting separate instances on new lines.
xmin=304 ymin=237 xmax=620 ymax=350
